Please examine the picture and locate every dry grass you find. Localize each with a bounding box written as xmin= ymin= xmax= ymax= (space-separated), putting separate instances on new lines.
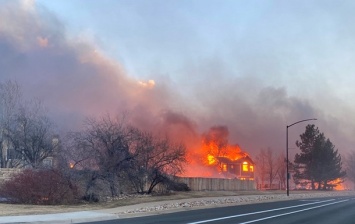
xmin=0 ymin=190 xmax=343 ymax=216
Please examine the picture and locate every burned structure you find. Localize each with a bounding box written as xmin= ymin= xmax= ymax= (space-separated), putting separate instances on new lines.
xmin=183 ymin=126 xmax=256 ymax=180
xmin=216 ymin=155 xmax=255 ymax=180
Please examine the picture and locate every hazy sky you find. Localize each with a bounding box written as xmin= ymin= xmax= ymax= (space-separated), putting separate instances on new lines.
xmin=2 ymin=0 xmax=355 ymax=157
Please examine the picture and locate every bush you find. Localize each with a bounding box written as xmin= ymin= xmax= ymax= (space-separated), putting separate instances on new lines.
xmin=81 ymin=193 xmax=99 ymax=202
xmin=0 ymin=169 xmax=79 ymax=205
xmin=164 ymin=178 xmax=190 ymax=192
xmin=168 ymin=182 xmax=190 ymax=191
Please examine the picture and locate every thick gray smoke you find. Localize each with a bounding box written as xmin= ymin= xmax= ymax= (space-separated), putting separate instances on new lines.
xmin=1 ymin=0 xmax=354 ymax=160
xmin=0 ymin=0 xmax=177 ymax=132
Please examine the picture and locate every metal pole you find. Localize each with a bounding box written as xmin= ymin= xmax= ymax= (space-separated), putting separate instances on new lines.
xmin=286 ymin=118 xmax=317 ymax=197
xmin=286 ymin=126 xmax=289 ymax=196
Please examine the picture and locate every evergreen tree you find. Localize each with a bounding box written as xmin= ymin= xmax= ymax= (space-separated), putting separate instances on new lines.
xmin=293 ymin=124 xmax=345 ymax=190
xmin=318 ymin=138 xmax=345 ymax=189
xmin=294 ymin=124 xmax=320 ymax=189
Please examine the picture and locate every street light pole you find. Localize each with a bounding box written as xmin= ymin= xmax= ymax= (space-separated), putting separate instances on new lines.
xmin=286 ymin=118 xmax=317 ymax=196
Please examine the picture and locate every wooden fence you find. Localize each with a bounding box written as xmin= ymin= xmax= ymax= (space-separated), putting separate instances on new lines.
xmin=0 ymin=170 xmax=256 ymax=192
xmin=177 ymin=177 xmax=256 ymax=191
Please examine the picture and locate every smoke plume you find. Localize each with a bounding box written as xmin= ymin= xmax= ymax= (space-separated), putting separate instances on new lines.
xmin=1 ymin=0 xmax=354 ymax=165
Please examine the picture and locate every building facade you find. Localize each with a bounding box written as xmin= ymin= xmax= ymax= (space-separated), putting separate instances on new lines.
xmin=217 ymin=156 xmax=255 ymax=180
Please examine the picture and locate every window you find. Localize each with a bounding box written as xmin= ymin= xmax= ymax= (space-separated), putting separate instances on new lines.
xmin=250 ymin=165 xmax=254 ymax=172
xmin=222 ymin=164 xmax=227 ymax=171
xmin=242 ymin=161 xmax=248 ymax=171
xmin=42 ymin=157 xmax=53 ymax=168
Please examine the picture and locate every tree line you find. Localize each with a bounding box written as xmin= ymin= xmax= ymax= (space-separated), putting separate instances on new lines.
xmin=64 ymin=116 xmax=187 ymax=196
xmin=255 ymin=148 xmax=286 ymax=190
xmin=1 ymin=80 xmax=355 ymax=204
xmin=255 ymin=124 xmax=348 ymax=191
xmin=0 ymin=80 xmax=188 ymax=203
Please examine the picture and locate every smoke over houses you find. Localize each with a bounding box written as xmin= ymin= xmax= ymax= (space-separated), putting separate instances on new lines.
xmin=1 ymin=0 xmax=355 ymax=175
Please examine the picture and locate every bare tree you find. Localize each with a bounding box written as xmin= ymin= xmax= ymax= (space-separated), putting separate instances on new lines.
xmin=203 ymin=126 xmax=228 ymax=156
xmin=4 ymin=100 xmax=57 ymax=168
xmin=66 ymin=114 xmax=187 ymax=196
xmin=255 ymin=149 xmax=267 ymax=189
xmin=202 ymin=126 xmax=229 ymax=171
xmin=67 ymin=115 xmax=136 ymax=197
xmin=255 ymin=148 xmax=281 ymax=189
xmin=0 ymin=80 xmax=21 ymax=167
xmin=0 ymin=81 xmax=56 ymax=168
xmin=127 ymin=131 xmax=186 ymax=194
xmin=276 ymin=152 xmax=287 ymax=189
xmin=266 ymin=148 xmax=280 ymax=188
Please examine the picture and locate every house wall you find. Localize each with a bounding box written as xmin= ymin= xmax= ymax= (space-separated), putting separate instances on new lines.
xmin=221 ymin=163 xmax=254 ymax=179
xmin=227 ymin=164 xmax=241 ymax=176
xmin=0 ymin=168 xmax=21 ymax=184
xmin=177 ymin=177 xmax=256 ymax=191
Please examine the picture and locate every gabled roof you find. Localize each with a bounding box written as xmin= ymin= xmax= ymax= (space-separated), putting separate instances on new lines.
xmin=216 ymin=157 xmax=233 ymax=164
xmin=235 ymin=155 xmax=255 ymax=165
xmin=216 ymin=155 xmax=255 ymax=165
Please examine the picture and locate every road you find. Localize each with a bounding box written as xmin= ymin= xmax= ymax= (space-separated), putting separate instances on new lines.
xmin=88 ymin=196 xmax=355 ymax=224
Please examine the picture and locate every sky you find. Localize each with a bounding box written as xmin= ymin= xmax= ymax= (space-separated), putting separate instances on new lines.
xmin=1 ymin=0 xmax=355 ymax=159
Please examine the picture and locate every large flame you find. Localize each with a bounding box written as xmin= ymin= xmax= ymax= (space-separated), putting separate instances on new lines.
xmin=329 ymin=178 xmax=346 ymax=190
xmin=183 ymin=126 xmax=253 ymax=178
xmin=201 ymin=126 xmax=249 ymax=166
xmin=205 ymin=144 xmax=248 ymax=165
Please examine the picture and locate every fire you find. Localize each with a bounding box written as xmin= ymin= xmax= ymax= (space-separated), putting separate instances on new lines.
xmin=201 ymin=126 xmax=249 ymax=166
xmin=207 ymin=154 xmax=216 ymax=165
xmin=329 ymin=178 xmax=346 ymax=190
xmin=183 ymin=126 xmax=255 ymax=179
xmin=204 ymin=144 xmax=248 ymax=165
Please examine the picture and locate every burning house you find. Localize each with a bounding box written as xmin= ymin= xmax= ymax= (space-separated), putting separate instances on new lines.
xmin=183 ymin=126 xmax=255 ymax=180
xmin=216 ymin=155 xmax=255 ymax=180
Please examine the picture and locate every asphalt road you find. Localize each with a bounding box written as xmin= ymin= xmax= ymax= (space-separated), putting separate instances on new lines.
xmin=88 ymin=196 xmax=355 ymax=224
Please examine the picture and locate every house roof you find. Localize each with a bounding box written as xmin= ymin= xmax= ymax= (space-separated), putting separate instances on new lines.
xmin=216 ymin=155 xmax=255 ymax=165
xmin=235 ymin=155 xmax=255 ymax=165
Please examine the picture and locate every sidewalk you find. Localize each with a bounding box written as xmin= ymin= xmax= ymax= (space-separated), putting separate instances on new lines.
xmin=0 ymin=211 xmax=118 ymax=224
xmin=1 ymin=191 xmax=354 ymax=223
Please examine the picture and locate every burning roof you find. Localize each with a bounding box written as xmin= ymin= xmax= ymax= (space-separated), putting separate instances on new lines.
xmin=183 ymin=126 xmax=255 ymax=179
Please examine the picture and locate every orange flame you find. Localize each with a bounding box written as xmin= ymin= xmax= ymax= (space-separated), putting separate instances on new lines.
xmin=182 ymin=126 xmax=253 ymax=178
xmin=329 ymin=178 xmax=346 ymax=190
xmin=207 ymin=154 xmax=216 ymax=165
xmin=203 ymin=141 xmax=249 ymax=166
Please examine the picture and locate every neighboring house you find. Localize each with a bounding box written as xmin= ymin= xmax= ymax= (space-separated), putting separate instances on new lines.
xmin=1 ymin=136 xmax=16 ymax=168
xmin=216 ymin=155 xmax=255 ymax=180
xmin=0 ymin=135 xmax=58 ymax=168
